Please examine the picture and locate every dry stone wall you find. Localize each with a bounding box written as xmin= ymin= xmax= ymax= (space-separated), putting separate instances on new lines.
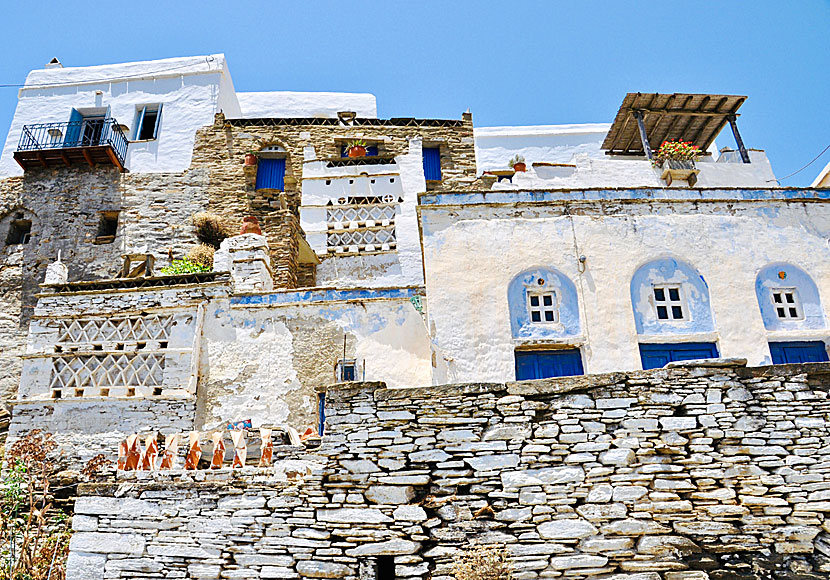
xmin=69 ymin=361 xmax=830 ymax=580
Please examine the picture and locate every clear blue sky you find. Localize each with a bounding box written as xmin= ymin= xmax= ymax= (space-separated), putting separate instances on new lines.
xmin=1 ymin=1 xmax=828 ymax=185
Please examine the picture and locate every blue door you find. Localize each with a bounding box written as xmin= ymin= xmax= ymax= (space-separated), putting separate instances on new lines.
xmin=317 ymin=392 xmax=326 ymax=436
xmin=769 ymin=341 xmax=829 ymax=364
xmin=423 ymin=147 xmax=441 ymax=180
xmin=639 ymin=342 xmax=719 ymax=370
xmin=255 ymin=158 xmax=286 ymax=190
xmin=515 ymin=349 xmax=584 ymax=380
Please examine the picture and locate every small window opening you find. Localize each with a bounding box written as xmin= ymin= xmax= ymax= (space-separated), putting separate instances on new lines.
xmin=159 ymin=341 xmax=168 ymax=349
xmin=93 ymin=344 xmax=102 ymax=351
xmin=136 ymin=342 xmax=146 ymax=350
xmin=5 ymin=218 xmax=32 ymax=245
xmin=653 ymin=285 xmax=686 ymax=321
xmin=74 ymin=388 xmax=84 ymax=398
xmin=336 ymin=359 xmax=357 ymax=382
xmin=527 ymin=290 xmax=558 ymax=324
xmin=771 ymin=289 xmax=802 ymax=320
xmin=100 ymin=388 xmax=109 ymax=397
xmin=377 ymin=556 xmax=395 ymax=580
xmin=126 ymin=387 xmax=136 ymax=397
xmin=51 ymin=389 xmax=62 ymax=399
xmin=134 ymin=105 xmax=162 ymax=140
xmin=153 ymin=387 xmax=163 ymax=396
xmin=95 ymin=211 xmax=119 ymax=243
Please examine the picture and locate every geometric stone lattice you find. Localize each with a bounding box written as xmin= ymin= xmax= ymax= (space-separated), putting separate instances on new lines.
xmin=326 ymin=226 xmax=397 ymax=254
xmin=50 ymin=353 xmax=165 ymax=397
xmin=327 ymin=204 xmax=396 ymax=228
xmin=57 ymin=315 xmax=174 ymax=344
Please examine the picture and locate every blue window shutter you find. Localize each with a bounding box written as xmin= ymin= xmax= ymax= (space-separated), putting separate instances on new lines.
xmin=64 ymin=109 xmax=83 ymax=147
xmin=152 ymin=103 xmax=162 ymax=138
xmin=255 ymin=158 xmax=286 ymax=190
xmin=134 ymin=106 xmax=146 ymax=140
xmin=423 ymin=147 xmax=441 ymax=180
xmin=770 ymin=341 xmax=829 ymax=364
xmin=639 ymin=342 xmax=719 ymax=370
xmin=515 ymin=349 xmax=584 ymax=380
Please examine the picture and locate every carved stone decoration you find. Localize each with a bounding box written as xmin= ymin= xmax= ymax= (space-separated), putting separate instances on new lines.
xmin=210 ymin=432 xmax=225 ymax=469
xmin=258 ymin=428 xmax=273 ymax=467
xmin=231 ymin=429 xmax=247 ymax=468
xmin=117 ymin=438 xmax=128 ymax=470
xmin=125 ymin=434 xmax=141 ymax=471
xmin=185 ymin=431 xmax=201 ymax=470
xmin=160 ymin=433 xmax=180 ymax=469
xmin=142 ymin=433 xmax=159 ymax=471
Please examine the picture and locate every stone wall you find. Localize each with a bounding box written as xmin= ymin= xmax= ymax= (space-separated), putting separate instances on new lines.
xmin=68 ymin=361 xmax=830 ymax=580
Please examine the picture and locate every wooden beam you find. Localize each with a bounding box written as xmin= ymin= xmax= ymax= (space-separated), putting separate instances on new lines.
xmin=728 ymin=115 xmax=751 ymax=163
xmin=82 ymin=149 xmax=95 ymax=168
xmin=13 ymin=154 xmax=27 ymax=171
xmin=60 ymin=152 xmax=71 ymax=168
xmin=631 ymin=108 xmax=738 ymax=118
xmin=36 ymin=152 xmax=47 ymax=168
xmin=104 ymin=146 xmax=124 ymax=172
xmin=632 ymin=110 xmax=653 ymax=160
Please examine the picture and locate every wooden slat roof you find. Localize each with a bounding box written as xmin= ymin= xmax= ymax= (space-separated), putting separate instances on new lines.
xmin=601 ymin=93 xmax=747 ymax=156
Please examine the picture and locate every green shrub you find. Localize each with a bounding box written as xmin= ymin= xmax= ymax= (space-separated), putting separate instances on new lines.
xmin=160 ymin=259 xmax=211 ymax=275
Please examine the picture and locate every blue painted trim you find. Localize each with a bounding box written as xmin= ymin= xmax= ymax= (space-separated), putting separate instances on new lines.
xmin=515 ymin=349 xmax=584 ymax=380
xmin=755 ymin=263 xmax=825 ymax=331
xmin=230 ymin=286 xmax=421 ymax=306
xmin=508 ymin=267 xmax=581 ymax=339
xmin=630 ymin=257 xmax=714 ymax=335
xmin=769 ymin=341 xmax=830 ymax=364
xmin=639 ymin=342 xmax=719 ymax=370
xmin=419 ymin=188 xmax=830 ymax=207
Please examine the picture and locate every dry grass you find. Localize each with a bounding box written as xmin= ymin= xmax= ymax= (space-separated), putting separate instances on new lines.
xmin=192 ymin=212 xmax=231 ymax=248
xmin=452 ymin=545 xmax=513 ymax=580
xmin=188 ymin=243 xmax=216 ymax=269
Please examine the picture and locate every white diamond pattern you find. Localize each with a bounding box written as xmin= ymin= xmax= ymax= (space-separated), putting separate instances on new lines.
xmin=50 ymin=353 xmax=165 ymax=393
xmin=327 ymin=226 xmax=397 ymax=253
xmin=327 ymin=204 xmax=396 ymax=226
xmin=57 ymin=316 xmax=174 ymax=344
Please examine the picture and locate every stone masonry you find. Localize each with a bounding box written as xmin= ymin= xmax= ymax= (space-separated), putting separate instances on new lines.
xmin=69 ymin=361 xmax=830 ymax=580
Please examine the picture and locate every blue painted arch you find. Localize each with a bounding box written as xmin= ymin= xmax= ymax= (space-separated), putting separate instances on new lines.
xmin=630 ymin=257 xmax=715 ymax=335
xmin=755 ymin=263 xmax=825 ymax=331
xmin=508 ymin=267 xmax=581 ymax=339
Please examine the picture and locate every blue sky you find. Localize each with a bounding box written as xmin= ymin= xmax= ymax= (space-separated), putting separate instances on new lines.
xmin=1 ymin=1 xmax=828 ymax=185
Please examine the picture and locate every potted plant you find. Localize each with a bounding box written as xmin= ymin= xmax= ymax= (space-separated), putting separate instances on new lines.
xmin=508 ymin=154 xmax=526 ymax=172
xmin=244 ymin=150 xmax=258 ymax=166
xmin=654 ymin=139 xmax=701 ymax=186
xmin=345 ymin=140 xmax=367 ymax=158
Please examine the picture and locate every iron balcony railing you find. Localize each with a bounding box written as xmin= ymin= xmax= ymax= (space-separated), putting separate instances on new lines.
xmin=17 ymin=118 xmax=128 ymax=167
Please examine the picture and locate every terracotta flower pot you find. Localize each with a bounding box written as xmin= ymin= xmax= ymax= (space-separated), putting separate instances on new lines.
xmin=244 ymin=153 xmax=258 ymax=166
xmin=347 ymin=146 xmax=366 ymax=158
xmin=240 ymin=216 xmax=262 ymax=235
xmin=512 ymin=162 xmax=526 ymax=172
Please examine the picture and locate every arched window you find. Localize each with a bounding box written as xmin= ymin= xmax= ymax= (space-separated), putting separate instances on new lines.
xmin=755 ymin=263 xmax=828 ymax=364
xmin=630 ymin=257 xmax=718 ymax=369
xmin=508 ymin=267 xmax=580 ymax=339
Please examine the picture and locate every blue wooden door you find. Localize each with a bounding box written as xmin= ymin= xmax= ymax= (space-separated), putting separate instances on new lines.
xmin=769 ymin=341 xmax=829 ymax=364
xmin=423 ymin=147 xmax=442 ymax=180
xmin=255 ymin=158 xmax=286 ymax=190
xmin=515 ymin=349 xmax=584 ymax=380
xmin=639 ymin=342 xmax=719 ymax=370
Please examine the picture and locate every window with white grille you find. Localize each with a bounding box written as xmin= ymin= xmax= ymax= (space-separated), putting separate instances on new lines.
xmin=653 ymin=285 xmax=686 ymax=321
xmin=527 ymin=291 xmax=558 ymax=323
xmin=771 ymin=288 xmax=802 ymax=320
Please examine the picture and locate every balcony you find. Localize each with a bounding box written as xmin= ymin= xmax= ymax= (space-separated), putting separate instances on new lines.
xmin=14 ymin=119 xmax=128 ymax=172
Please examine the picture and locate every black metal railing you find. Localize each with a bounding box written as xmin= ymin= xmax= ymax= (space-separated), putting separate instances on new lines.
xmin=18 ymin=119 xmax=128 ymax=166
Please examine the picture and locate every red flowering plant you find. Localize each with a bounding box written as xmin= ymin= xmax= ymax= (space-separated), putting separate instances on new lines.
xmin=653 ymin=139 xmax=700 ymax=166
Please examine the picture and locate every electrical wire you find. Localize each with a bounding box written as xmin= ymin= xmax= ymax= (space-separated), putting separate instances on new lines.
xmin=768 ymin=142 xmax=830 ymax=183
xmin=0 ymin=56 xmax=216 ymax=89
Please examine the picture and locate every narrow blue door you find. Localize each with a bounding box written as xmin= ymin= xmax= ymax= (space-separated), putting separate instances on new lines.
xmin=423 ymin=147 xmax=441 ymax=180
xmin=317 ymin=392 xmax=326 ymax=436
xmin=639 ymin=342 xmax=719 ymax=370
xmin=515 ymin=349 xmax=584 ymax=380
xmin=769 ymin=341 xmax=829 ymax=364
xmin=255 ymin=158 xmax=286 ymax=190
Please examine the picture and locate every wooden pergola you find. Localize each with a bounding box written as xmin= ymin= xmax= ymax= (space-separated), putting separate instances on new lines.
xmin=601 ymin=93 xmax=750 ymax=163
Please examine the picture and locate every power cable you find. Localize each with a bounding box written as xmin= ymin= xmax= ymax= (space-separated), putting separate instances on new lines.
xmin=768 ymin=142 xmax=830 ymax=183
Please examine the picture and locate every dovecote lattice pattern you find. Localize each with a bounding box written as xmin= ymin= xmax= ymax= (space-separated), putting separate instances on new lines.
xmin=57 ymin=316 xmax=174 ymax=345
xmin=326 ymin=203 xmax=397 ymax=254
xmin=50 ymin=353 xmax=165 ymax=398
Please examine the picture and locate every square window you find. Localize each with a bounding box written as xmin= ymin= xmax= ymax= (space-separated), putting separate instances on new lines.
xmin=527 ymin=291 xmax=558 ymax=324
xmin=95 ymin=211 xmax=119 ymax=244
xmin=336 ymin=359 xmax=357 ymax=382
xmin=771 ymin=289 xmax=802 ymax=320
xmin=134 ymin=104 xmax=162 ymax=140
xmin=652 ymin=285 xmax=686 ymax=321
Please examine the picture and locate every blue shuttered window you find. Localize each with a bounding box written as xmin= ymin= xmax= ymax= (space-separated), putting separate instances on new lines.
xmin=423 ymin=147 xmax=442 ymax=181
xmin=515 ymin=349 xmax=584 ymax=380
xmin=769 ymin=341 xmax=829 ymax=364
xmin=639 ymin=342 xmax=719 ymax=370
xmin=255 ymin=158 xmax=286 ymax=190
xmin=133 ymin=104 xmax=162 ymax=140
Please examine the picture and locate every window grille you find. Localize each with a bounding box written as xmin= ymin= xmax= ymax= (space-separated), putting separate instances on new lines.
xmin=527 ymin=291 xmax=558 ymax=323
xmin=653 ymin=285 xmax=686 ymax=321
xmin=771 ymin=289 xmax=802 ymax=320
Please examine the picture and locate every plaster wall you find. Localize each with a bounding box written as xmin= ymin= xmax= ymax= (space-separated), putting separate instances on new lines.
xmin=419 ymin=190 xmax=830 ymax=382
xmin=0 ymin=54 xmax=240 ymax=176
xmin=237 ymin=91 xmax=377 ymax=119
xmin=198 ymin=287 xmax=432 ymax=431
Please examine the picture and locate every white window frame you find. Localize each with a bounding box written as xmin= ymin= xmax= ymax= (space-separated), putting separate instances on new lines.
xmin=526 ymin=290 xmax=558 ymax=324
xmin=652 ymin=284 xmax=687 ymax=322
xmin=133 ymin=104 xmax=163 ymax=141
xmin=770 ymin=287 xmax=803 ymax=320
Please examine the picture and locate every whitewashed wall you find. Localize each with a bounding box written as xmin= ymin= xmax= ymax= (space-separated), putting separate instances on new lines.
xmin=419 ymin=190 xmax=830 ymax=383
xmin=0 ymin=54 xmax=241 ymax=176
xmin=237 ymin=91 xmax=377 ymax=118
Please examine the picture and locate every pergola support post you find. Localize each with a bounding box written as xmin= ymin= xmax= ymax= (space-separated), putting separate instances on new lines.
xmin=632 ymin=110 xmax=653 ymax=160
xmin=728 ymin=115 xmax=750 ymax=164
